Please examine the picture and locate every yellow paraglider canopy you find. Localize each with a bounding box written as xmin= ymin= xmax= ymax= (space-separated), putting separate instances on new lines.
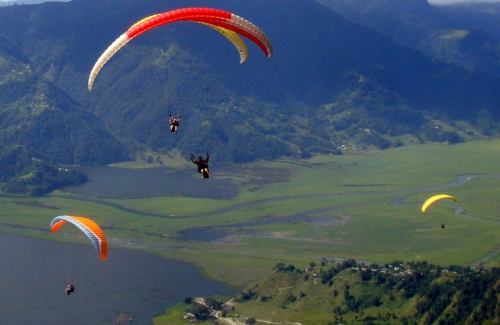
xmin=421 ymin=194 xmax=457 ymax=213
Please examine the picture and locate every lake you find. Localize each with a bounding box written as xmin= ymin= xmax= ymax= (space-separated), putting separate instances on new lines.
xmin=0 ymin=233 xmax=231 ymax=325
xmin=63 ymin=166 xmax=240 ymax=199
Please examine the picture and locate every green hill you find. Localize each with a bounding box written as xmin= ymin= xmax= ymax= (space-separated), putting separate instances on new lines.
xmin=0 ymin=33 xmax=128 ymax=194
xmin=186 ymin=259 xmax=500 ymax=325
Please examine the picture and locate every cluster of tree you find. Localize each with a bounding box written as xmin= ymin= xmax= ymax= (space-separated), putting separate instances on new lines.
xmin=183 ymin=296 xmax=226 ymax=322
xmin=340 ymin=284 xmax=383 ymax=314
xmin=187 ymin=303 xmax=212 ymax=321
xmin=402 ymin=262 xmax=500 ymax=325
xmin=420 ymin=123 xmax=464 ymax=144
xmin=1 ymin=159 xmax=87 ymax=196
xmin=273 ymin=262 xmax=302 ymax=273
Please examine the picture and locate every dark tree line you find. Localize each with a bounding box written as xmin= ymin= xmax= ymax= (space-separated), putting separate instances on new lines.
xmin=0 ymin=153 xmax=87 ymax=196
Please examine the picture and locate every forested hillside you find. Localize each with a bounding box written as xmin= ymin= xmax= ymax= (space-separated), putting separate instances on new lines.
xmin=1 ymin=0 xmax=500 ymax=193
xmin=220 ymin=259 xmax=500 ymax=325
xmin=0 ymin=31 xmax=127 ymax=194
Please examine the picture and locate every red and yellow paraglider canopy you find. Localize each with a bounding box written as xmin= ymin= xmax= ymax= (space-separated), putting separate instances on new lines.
xmin=88 ymin=7 xmax=274 ymax=91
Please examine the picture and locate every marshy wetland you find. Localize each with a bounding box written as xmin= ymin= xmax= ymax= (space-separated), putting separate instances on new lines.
xmin=3 ymin=141 xmax=500 ymax=298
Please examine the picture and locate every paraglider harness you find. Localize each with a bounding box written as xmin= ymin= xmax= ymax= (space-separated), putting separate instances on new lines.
xmin=169 ymin=114 xmax=182 ymax=133
xmin=191 ymin=152 xmax=210 ymax=179
xmin=66 ymin=283 xmax=75 ymax=295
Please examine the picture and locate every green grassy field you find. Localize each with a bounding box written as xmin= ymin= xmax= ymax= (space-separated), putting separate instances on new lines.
xmin=2 ymin=140 xmax=500 ymax=289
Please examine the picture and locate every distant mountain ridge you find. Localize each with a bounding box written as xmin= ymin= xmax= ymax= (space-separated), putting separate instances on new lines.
xmin=316 ymin=0 xmax=500 ymax=78
xmin=0 ymin=0 xmax=500 ymax=193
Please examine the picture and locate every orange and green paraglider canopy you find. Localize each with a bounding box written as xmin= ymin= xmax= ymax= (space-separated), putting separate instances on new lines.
xmin=421 ymin=194 xmax=457 ymax=213
xmin=50 ymin=215 xmax=108 ymax=260
xmin=88 ymin=7 xmax=274 ymax=91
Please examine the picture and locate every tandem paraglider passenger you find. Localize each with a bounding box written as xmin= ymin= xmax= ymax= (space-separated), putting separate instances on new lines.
xmin=169 ymin=114 xmax=182 ymax=133
xmin=191 ymin=152 xmax=210 ymax=179
xmin=66 ymin=283 xmax=75 ymax=295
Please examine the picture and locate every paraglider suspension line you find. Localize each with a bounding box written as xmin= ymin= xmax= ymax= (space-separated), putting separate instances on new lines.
xmin=65 ymin=244 xmax=73 ymax=282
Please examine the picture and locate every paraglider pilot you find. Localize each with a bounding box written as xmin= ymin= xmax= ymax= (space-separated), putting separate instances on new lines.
xmin=66 ymin=283 xmax=75 ymax=295
xmin=191 ymin=152 xmax=210 ymax=179
xmin=169 ymin=114 xmax=182 ymax=133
